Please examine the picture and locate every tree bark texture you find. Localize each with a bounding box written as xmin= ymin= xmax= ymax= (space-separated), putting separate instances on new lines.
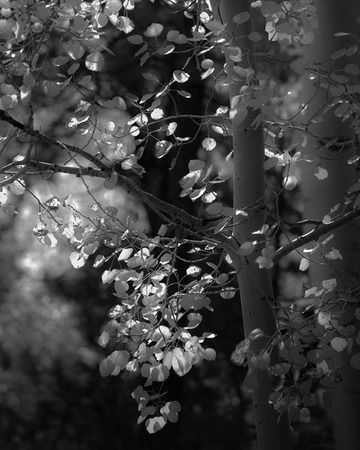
xmin=210 ymin=1 xmax=293 ymax=449
xmin=299 ymin=1 xmax=360 ymax=449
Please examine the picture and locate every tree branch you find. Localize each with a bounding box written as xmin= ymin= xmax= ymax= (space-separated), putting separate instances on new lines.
xmin=0 ymin=111 xmax=208 ymax=230
xmin=0 ymin=109 xmax=108 ymax=171
xmin=22 ymin=160 xmax=205 ymax=230
xmin=273 ymin=209 xmax=360 ymax=263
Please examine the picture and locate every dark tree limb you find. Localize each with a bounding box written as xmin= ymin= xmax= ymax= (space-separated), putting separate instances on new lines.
xmin=273 ymin=209 xmax=360 ymax=263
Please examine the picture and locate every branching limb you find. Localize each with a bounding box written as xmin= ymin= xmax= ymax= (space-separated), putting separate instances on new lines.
xmin=273 ymin=209 xmax=360 ymax=263
xmin=17 ymin=159 xmax=206 ymax=231
xmin=0 ymin=109 xmax=108 ymax=171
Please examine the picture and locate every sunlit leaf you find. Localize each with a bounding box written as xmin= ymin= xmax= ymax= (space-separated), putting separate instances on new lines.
xmin=202 ymin=137 xmax=216 ymax=151
xmin=70 ymin=251 xmax=87 ymax=269
xmin=173 ymin=70 xmax=190 ymax=83
xmin=85 ymin=51 xmax=104 ymax=72
xmin=144 ymin=23 xmax=163 ymax=38
xmin=145 ymin=416 xmax=166 ymax=434
xmin=171 ymin=347 xmax=193 ymax=377
xmin=299 ymin=257 xmax=310 ymax=271
xmin=154 ymin=140 xmax=172 ymax=158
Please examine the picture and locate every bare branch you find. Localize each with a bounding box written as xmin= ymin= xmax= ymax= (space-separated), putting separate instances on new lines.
xmin=23 ymin=160 xmax=205 ymax=230
xmin=0 ymin=109 xmax=108 ymax=171
xmin=273 ymin=209 xmax=360 ymax=263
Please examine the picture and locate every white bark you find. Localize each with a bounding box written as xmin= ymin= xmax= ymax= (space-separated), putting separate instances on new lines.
xmin=210 ymin=1 xmax=292 ymax=449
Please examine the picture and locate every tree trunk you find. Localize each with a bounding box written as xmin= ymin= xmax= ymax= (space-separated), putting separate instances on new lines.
xmin=210 ymin=2 xmax=292 ymax=449
xmin=299 ymin=1 xmax=360 ymax=448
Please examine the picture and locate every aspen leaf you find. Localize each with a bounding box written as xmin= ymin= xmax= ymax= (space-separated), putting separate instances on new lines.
xmin=110 ymin=15 xmax=134 ymax=34
xmin=330 ymin=49 xmax=346 ymax=60
xmin=200 ymin=67 xmax=215 ymax=80
xmin=227 ymin=46 xmax=242 ymax=62
xmin=248 ymin=328 xmax=265 ymax=340
xmin=104 ymin=0 xmax=122 ymax=14
xmin=283 ymin=175 xmax=297 ymax=190
xmin=171 ymin=347 xmax=193 ymax=376
xmin=202 ymin=137 xmax=216 ymax=151
xmin=158 ymin=44 xmax=175 ymax=55
xmin=322 ymin=278 xmax=337 ymax=291
xmin=145 ymin=416 xmax=166 ymax=434
xmin=314 ymin=166 xmax=328 ymax=180
xmin=0 ymin=188 xmax=8 ymax=204
xmin=144 ymin=23 xmax=163 ymax=37
xmin=239 ymin=241 xmax=255 ymax=256
xmin=220 ymin=288 xmax=236 ymax=299
xmin=299 ymin=257 xmax=310 ymax=271
xmin=255 ymin=255 xmax=273 ymax=269
xmin=201 ymin=59 xmax=214 ymax=70
xmin=166 ymin=122 xmax=177 ymax=136
xmin=355 ymin=308 xmax=360 ymax=320
xmin=118 ymin=248 xmax=133 ymax=261
xmin=330 ymin=337 xmax=348 ymax=352
xmin=248 ymin=31 xmax=261 ymax=42
xmin=203 ymin=348 xmax=216 ymax=360
xmin=345 ymin=64 xmax=359 ymax=75
xmin=65 ymin=42 xmax=85 ymax=60
xmin=271 ymin=363 xmax=290 ymax=376
xmin=177 ymin=90 xmax=191 ymax=98
xmin=101 ymin=269 xmax=119 ymax=284
xmin=350 ymin=353 xmax=360 ymax=369
xmin=104 ymin=172 xmax=118 ymax=189
xmin=324 ymin=248 xmax=343 ymax=261
xmin=69 ymin=251 xmax=87 ymax=269
xmin=99 ymin=357 xmax=115 ymax=377
xmin=85 ymin=51 xmax=104 ymax=72
xmin=154 ymin=140 xmax=172 ymax=158
xmin=205 ymin=202 xmax=223 ymax=215
xmin=186 ymin=312 xmax=202 ymax=329
xmin=73 ymin=15 xmax=88 ymax=33
xmin=10 ymin=180 xmax=25 ymax=195
xmin=109 ymin=350 xmax=130 ymax=372
xmin=163 ymin=350 xmax=173 ymax=369
xmin=127 ymin=34 xmax=143 ymax=44
xmin=95 ymin=12 xmax=108 ymax=28
xmin=173 ymin=70 xmax=190 ymax=83
xmin=233 ymin=12 xmax=250 ymax=24
xmin=306 ymin=349 xmax=324 ymax=364
xmin=150 ymin=108 xmax=164 ymax=119
xmin=186 ymin=265 xmax=201 ymax=276
xmin=167 ymin=30 xmax=180 ymax=41
xmin=231 ymin=351 xmax=246 ymax=366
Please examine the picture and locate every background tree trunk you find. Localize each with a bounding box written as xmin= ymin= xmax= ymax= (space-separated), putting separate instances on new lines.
xmin=210 ymin=1 xmax=292 ymax=449
xmin=299 ymin=1 xmax=360 ymax=448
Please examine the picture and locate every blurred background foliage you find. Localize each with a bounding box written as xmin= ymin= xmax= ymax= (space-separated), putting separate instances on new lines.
xmin=0 ymin=1 xmax=334 ymax=449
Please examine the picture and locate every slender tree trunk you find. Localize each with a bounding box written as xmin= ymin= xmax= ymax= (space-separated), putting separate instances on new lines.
xmin=210 ymin=2 xmax=292 ymax=449
xmin=299 ymin=1 xmax=360 ymax=448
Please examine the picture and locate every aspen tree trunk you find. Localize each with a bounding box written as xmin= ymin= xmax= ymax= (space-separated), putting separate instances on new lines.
xmin=299 ymin=1 xmax=360 ymax=448
xmin=210 ymin=2 xmax=292 ymax=449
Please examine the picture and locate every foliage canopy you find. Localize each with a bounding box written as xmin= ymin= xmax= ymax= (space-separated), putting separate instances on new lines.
xmin=1 ymin=0 xmax=360 ymax=439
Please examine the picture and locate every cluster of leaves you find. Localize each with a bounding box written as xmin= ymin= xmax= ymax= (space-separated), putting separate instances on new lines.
xmin=28 ymin=186 xmax=239 ymax=431
xmin=2 ymin=0 xmax=360 ymax=436
xmin=231 ymin=275 xmax=360 ymax=424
